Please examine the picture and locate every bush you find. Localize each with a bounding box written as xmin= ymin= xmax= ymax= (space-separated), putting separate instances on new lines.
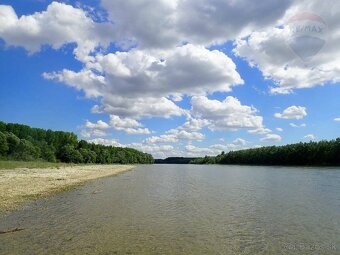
xmin=79 ymin=148 xmax=96 ymax=163
xmin=58 ymin=145 xmax=84 ymax=163
xmin=0 ymin=131 xmax=9 ymax=155
xmin=12 ymin=139 xmax=40 ymax=161
xmin=41 ymin=146 xmax=57 ymax=162
xmin=5 ymin=132 xmax=20 ymax=154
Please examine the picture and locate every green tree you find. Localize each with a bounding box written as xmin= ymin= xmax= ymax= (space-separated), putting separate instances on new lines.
xmin=0 ymin=121 xmax=154 ymax=164
xmin=12 ymin=139 xmax=40 ymax=161
xmin=5 ymin=132 xmax=20 ymax=154
xmin=0 ymin=131 xmax=9 ymax=156
xmin=79 ymin=148 xmax=96 ymax=163
xmin=58 ymin=145 xmax=84 ymax=163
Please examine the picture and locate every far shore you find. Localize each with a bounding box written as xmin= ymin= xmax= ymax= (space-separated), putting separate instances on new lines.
xmin=0 ymin=164 xmax=135 ymax=213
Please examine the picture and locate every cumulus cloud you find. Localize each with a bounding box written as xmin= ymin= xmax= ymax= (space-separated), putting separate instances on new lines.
xmin=276 ymin=128 xmax=283 ymax=132
xmin=304 ymin=134 xmax=316 ymax=140
xmin=290 ymin=123 xmax=306 ymax=128
xmin=82 ymin=116 xmax=151 ymax=138
xmin=0 ymin=0 xmax=293 ymax=55
xmin=191 ymin=96 xmax=264 ymax=131
xmin=80 ymin=120 xmax=110 ymax=138
xmin=185 ymin=138 xmax=251 ymax=157
xmin=0 ymin=2 xmax=115 ymax=61
xmin=109 ymin=115 xmax=151 ymax=135
xmin=85 ymin=120 xmax=110 ymax=130
xmin=180 ymin=118 xmax=210 ymax=132
xmin=128 ymin=143 xmax=176 ymax=159
xmin=80 ymin=129 xmax=107 ymax=138
xmin=87 ymin=137 xmax=177 ymax=158
xmin=185 ymin=144 xmax=217 ymax=157
xmin=87 ymin=138 xmax=124 ymax=147
xmin=233 ymin=0 xmax=340 ymax=94
xmin=232 ymin=138 xmax=248 ymax=146
xmin=101 ymin=0 xmax=292 ymax=49
xmin=248 ymin=127 xmax=272 ymax=135
xmin=274 ymin=106 xmax=307 ymax=119
xmin=260 ymin=134 xmax=282 ymax=142
xmin=145 ymin=129 xmax=204 ymax=144
xmin=44 ymin=44 xmax=243 ymax=119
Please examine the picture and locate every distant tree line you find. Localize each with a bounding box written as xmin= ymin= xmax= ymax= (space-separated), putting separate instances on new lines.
xmin=154 ymin=157 xmax=196 ymax=164
xmin=0 ymin=121 xmax=154 ymax=164
xmin=191 ymin=139 xmax=340 ymax=166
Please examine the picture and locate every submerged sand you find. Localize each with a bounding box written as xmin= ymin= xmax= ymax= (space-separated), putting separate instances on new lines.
xmin=0 ymin=165 xmax=135 ymax=212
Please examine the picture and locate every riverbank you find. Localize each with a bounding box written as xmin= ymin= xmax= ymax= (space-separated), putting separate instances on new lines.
xmin=0 ymin=160 xmax=79 ymax=170
xmin=0 ymin=164 xmax=135 ymax=212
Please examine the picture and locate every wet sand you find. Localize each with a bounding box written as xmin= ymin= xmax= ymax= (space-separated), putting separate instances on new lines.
xmin=0 ymin=164 xmax=135 ymax=212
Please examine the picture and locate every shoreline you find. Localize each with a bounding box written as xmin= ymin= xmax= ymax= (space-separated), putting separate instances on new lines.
xmin=0 ymin=164 xmax=135 ymax=213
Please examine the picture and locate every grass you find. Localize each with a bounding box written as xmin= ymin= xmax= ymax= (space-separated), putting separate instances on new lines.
xmin=0 ymin=160 xmax=78 ymax=170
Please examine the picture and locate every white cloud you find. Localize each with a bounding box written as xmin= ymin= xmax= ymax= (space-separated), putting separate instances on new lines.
xmin=88 ymin=136 xmax=253 ymax=158
xmin=304 ymin=134 xmax=316 ymax=140
xmin=274 ymin=106 xmax=307 ymax=119
xmin=44 ymin=44 xmax=243 ymax=119
xmin=334 ymin=118 xmax=340 ymax=122
xmin=289 ymin=123 xmax=306 ymax=128
xmin=82 ymin=116 xmax=151 ymax=137
xmin=191 ymin=96 xmax=264 ymax=131
xmin=88 ymin=138 xmax=124 ymax=147
xmin=5 ymin=0 xmax=339 ymax=100
xmin=80 ymin=129 xmax=107 ymax=138
xmin=87 ymin=138 xmax=177 ymax=158
xmin=85 ymin=120 xmax=110 ymax=130
xmin=167 ymin=129 xmax=204 ymax=140
xmin=180 ymin=118 xmax=210 ymax=132
xmin=144 ymin=128 xmax=204 ymax=144
xmin=248 ymin=127 xmax=272 ymax=135
xmin=276 ymin=128 xmax=283 ymax=132
xmin=233 ymin=0 xmax=340 ymax=94
xmin=0 ymin=0 xmax=293 ymax=56
xmin=233 ymin=138 xmax=248 ymax=146
xmin=129 ymin=143 xmax=176 ymax=159
xmin=109 ymin=115 xmax=151 ymax=135
xmin=185 ymin=138 xmax=251 ymax=157
xmin=185 ymin=144 xmax=217 ymax=157
xmin=101 ymin=0 xmax=292 ymax=49
xmin=260 ymin=134 xmax=282 ymax=142
xmin=0 ymin=2 xmax=115 ymax=61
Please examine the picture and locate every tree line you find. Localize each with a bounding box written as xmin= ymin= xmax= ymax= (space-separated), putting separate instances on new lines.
xmin=154 ymin=157 xmax=196 ymax=164
xmin=191 ymin=139 xmax=340 ymax=166
xmin=0 ymin=121 xmax=154 ymax=164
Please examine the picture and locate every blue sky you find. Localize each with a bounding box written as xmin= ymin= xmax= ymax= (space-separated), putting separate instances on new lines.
xmin=0 ymin=0 xmax=339 ymax=158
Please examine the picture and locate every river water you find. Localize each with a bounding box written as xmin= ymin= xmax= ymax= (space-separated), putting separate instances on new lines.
xmin=0 ymin=165 xmax=339 ymax=254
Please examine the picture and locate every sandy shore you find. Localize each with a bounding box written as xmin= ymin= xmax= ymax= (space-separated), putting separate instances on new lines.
xmin=0 ymin=165 xmax=135 ymax=212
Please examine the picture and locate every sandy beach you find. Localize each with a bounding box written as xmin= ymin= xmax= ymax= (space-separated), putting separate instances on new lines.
xmin=0 ymin=164 xmax=135 ymax=212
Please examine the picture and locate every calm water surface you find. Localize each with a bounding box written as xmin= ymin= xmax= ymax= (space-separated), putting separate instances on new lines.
xmin=0 ymin=165 xmax=339 ymax=254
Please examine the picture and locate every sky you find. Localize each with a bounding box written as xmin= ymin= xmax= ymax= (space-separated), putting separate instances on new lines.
xmin=0 ymin=0 xmax=339 ymax=158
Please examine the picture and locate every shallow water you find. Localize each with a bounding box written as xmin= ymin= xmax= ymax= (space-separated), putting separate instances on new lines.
xmin=0 ymin=165 xmax=339 ymax=254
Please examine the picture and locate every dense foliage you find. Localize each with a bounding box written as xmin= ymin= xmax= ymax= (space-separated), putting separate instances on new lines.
xmin=154 ymin=157 xmax=196 ymax=164
xmin=191 ymin=139 xmax=340 ymax=166
xmin=0 ymin=121 xmax=154 ymax=164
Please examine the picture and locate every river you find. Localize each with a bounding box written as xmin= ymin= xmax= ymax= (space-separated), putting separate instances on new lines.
xmin=0 ymin=165 xmax=339 ymax=254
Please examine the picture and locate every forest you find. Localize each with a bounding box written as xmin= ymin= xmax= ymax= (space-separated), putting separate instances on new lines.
xmin=154 ymin=157 xmax=196 ymax=164
xmin=191 ymin=138 xmax=340 ymax=166
xmin=0 ymin=121 xmax=154 ymax=164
